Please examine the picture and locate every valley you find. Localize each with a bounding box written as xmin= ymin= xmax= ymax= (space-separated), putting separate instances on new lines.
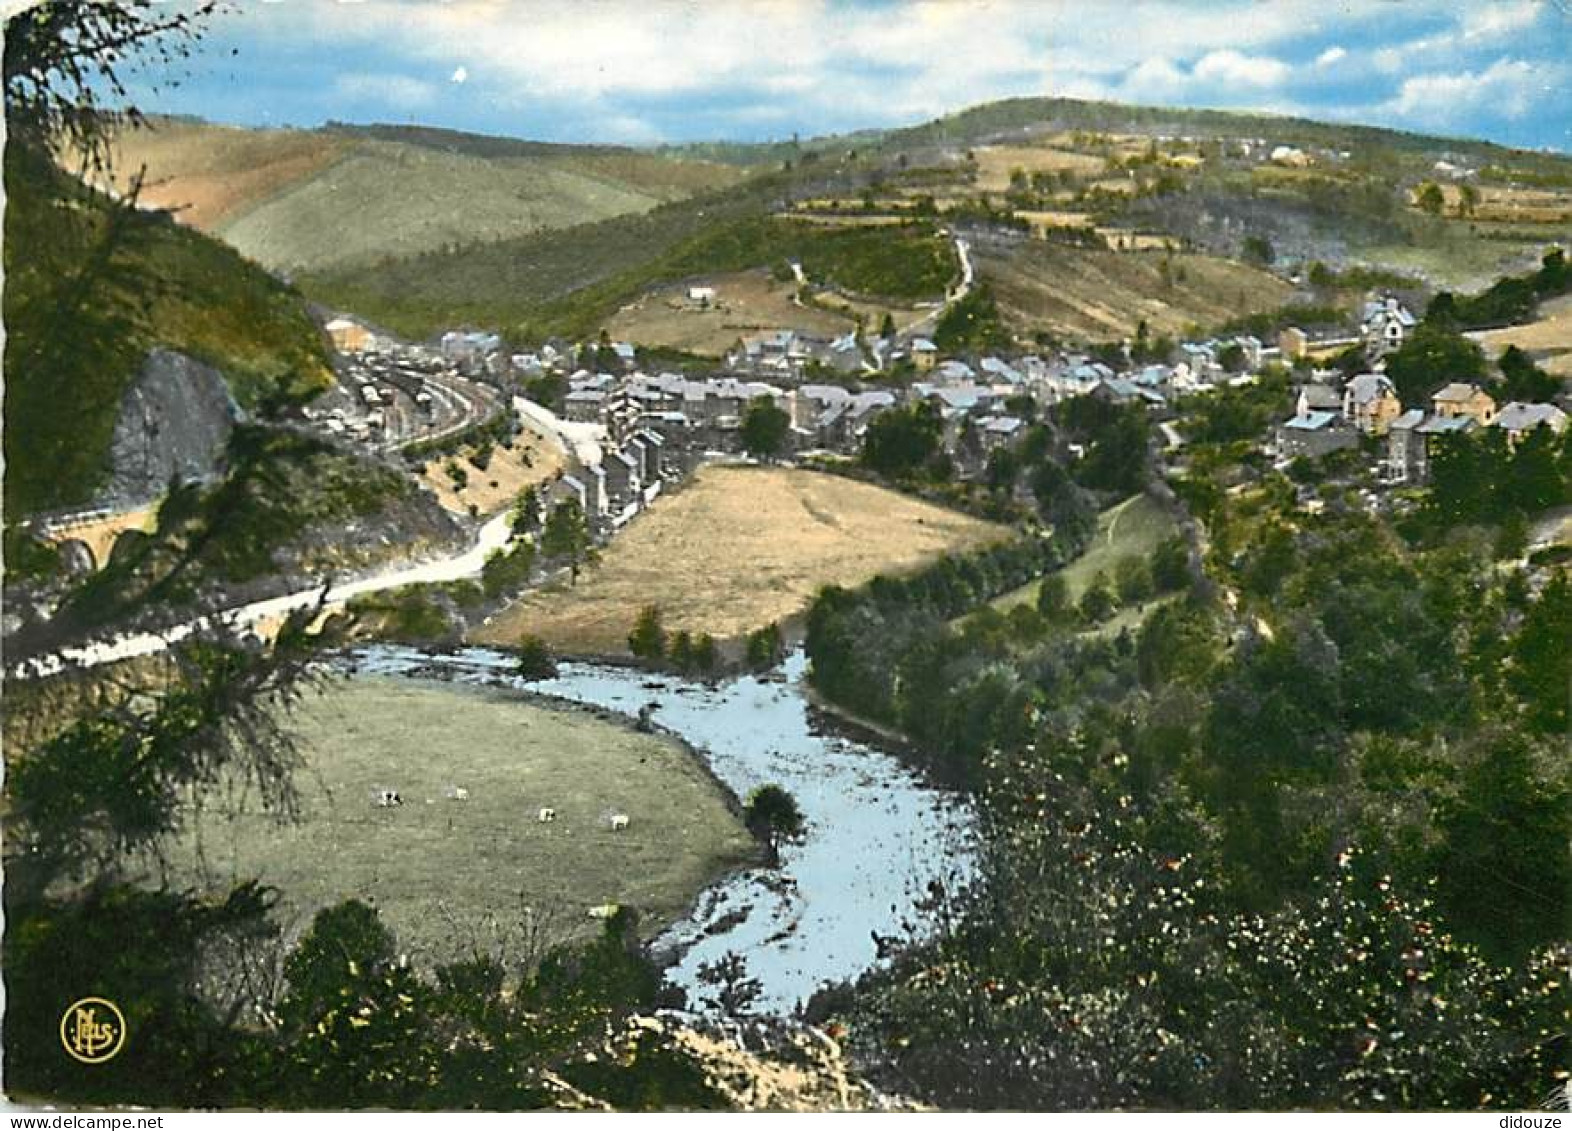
xmin=5 ymin=8 xmax=1570 ymax=1110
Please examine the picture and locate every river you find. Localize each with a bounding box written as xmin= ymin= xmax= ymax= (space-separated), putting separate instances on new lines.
xmin=352 ymin=644 xmax=977 ymax=1017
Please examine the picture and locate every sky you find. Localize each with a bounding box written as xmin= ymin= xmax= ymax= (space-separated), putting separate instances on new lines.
xmin=111 ymin=0 xmax=1572 ymax=151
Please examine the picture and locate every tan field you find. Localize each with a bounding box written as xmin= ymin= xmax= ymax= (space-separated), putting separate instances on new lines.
xmin=979 ymin=242 xmax=1295 ymax=340
xmin=972 ymin=144 xmax=1108 ymax=192
xmin=606 ymin=269 xmax=855 ymax=355
xmin=1016 ymin=209 xmax=1095 ymax=231
xmin=476 ymin=465 xmax=1011 ymax=654
xmin=1088 ymin=177 xmax=1140 ymax=195
xmin=1424 ymin=183 xmax=1572 ymax=225
xmin=139 ymin=678 xmax=757 ymax=961
xmin=1469 ymin=294 xmax=1572 ymax=378
xmin=1096 ymin=229 xmax=1176 ymax=252
xmin=421 ymin=428 xmax=566 ymax=516
xmin=785 ymin=211 xmax=913 ymax=227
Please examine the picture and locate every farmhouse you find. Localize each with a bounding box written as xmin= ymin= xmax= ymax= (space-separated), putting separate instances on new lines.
xmin=1276 ymin=411 xmax=1357 ymax=460
xmin=1386 ymin=411 xmax=1476 ymax=483
xmin=564 ymin=388 xmax=608 ymax=423
xmin=325 ymin=316 xmax=374 ymax=353
xmin=1432 ymin=382 xmax=1497 ymax=427
xmin=1362 ymin=296 xmax=1417 ymax=358
xmin=1493 ymin=401 xmax=1569 ymax=444
xmin=978 ymin=415 xmax=1027 ymax=452
xmin=1295 ymin=382 xmax=1342 ymax=417
xmin=440 ymin=330 xmax=502 ymax=364
xmin=1342 ymin=373 xmax=1402 ymax=435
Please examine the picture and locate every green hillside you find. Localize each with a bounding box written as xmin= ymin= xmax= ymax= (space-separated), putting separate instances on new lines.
xmin=3 ymin=143 xmax=333 ymax=515
xmin=108 ymin=118 xmax=749 ymax=275
xmin=296 ymin=95 xmax=1570 ymax=343
xmin=295 ymin=149 xmax=908 ymax=338
xmin=303 ymin=210 xmax=955 ymax=341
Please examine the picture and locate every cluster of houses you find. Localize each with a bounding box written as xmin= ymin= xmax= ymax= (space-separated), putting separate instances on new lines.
xmin=330 ymin=283 xmax=1565 ymax=511
xmin=1275 ymin=369 xmax=1567 ymax=482
xmin=541 ymin=326 xmax=1298 ymax=473
xmin=1272 ymin=291 xmax=1568 ymax=481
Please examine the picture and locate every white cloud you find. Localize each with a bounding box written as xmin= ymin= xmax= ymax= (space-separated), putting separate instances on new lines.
xmin=1119 ymin=57 xmax=1191 ymax=102
xmin=189 ymin=0 xmax=1562 ymax=146
xmin=237 ymin=0 xmax=1376 ymax=121
xmin=1461 ymin=1 xmax=1544 ymax=41
xmin=1192 ymin=49 xmax=1290 ymax=87
xmin=1388 ymin=57 xmax=1564 ymax=125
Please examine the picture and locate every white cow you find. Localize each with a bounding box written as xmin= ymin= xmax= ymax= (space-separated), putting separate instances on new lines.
xmin=538 ymin=807 xmax=557 ymax=823
xmin=609 ymin=814 xmax=630 ymax=831
xmin=375 ymin=789 xmax=403 ymax=808
xmin=587 ymin=903 xmax=620 ymax=920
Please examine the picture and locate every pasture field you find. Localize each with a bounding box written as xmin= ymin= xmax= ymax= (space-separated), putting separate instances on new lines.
xmin=1421 ymin=182 xmax=1572 ymax=225
xmin=971 ymin=144 xmax=1108 ymax=192
xmin=475 ymin=465 xmax=1011 ymax=654
xmin=139 ymin=678 xmax=757 ymax=961
xmin=605 ymin=269 xmax=854 ymax=354
xmin=978 ymin=241 xmax=1294 ymax=340
xmin=1469 ymin=294 xmax=1572 ymax=378
xmin=990 ymin=493 xmax=1178 ymax=614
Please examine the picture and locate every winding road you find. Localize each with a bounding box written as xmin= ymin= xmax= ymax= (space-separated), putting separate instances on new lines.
xmin=7 ymin=395 xmax=593 ymax=682
xmin=7 ymin=508 xmax=519 ymax=680
xmin=902 ymin=232 xmax=974 ymax=338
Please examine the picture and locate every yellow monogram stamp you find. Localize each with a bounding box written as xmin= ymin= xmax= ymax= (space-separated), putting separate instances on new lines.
xmin=60 ymin=997 xmax=126 ymax=1064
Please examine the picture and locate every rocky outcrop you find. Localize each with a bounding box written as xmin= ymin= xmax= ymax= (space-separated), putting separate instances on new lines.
xmin=105 ymin=348 xmax=239 ymax=508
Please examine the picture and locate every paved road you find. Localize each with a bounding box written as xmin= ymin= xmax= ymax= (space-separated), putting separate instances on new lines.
xmin=902 ymin=233 xmax=973 ymax=337
xmin=9 ymin=509 xmax=518 ymax=680
xmin=10 ymin=394 xmax=598 ymax=680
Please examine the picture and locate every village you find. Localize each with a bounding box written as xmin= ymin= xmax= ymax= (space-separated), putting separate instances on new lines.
xmin=312 ymin=274 xmax=1569 ymax=552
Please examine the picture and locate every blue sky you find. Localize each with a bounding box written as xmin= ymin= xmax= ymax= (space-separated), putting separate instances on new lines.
xmin=118 ymin=0 xmax=1571 ymax=151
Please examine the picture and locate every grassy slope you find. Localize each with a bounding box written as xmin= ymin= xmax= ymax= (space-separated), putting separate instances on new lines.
xmin=978 ymin=242 xmax=1295 ymax=341
xmin=136 ymin=677 xmax=757 ymax=958
xmin=991 ymin=493 xmax=1176 ymax=613
xmin=474 ymin=464 xmax=1009 ymax=653
xmin=303 ymin=205 xmax=957 ymax=341
xmin=107 ymin=118 xmax=748 ymax=275
xmin=3 ymin=144 xmax=333 ymax=516
xmin=880 ymin=95 xmax=1568 ymax=170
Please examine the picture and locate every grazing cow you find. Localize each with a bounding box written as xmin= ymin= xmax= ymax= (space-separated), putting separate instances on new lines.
xmin=609 ymin=814 xmax=630 ymax=831
xmin=587 ymin=903 xmax=619 ymax=920
xmin=538 ymin=807 xmax=557 ymax=823
xmin=447 ymin=786 xmax=469 ymax=801
xmin=375 ymin=789 xmax=403 ymax=808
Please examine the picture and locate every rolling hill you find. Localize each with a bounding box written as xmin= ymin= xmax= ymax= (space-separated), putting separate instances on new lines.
xmin=104 ymin=118 xmax=750 ymax=275
xmin=106 ymin=98 xmax=1572 ymax=348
